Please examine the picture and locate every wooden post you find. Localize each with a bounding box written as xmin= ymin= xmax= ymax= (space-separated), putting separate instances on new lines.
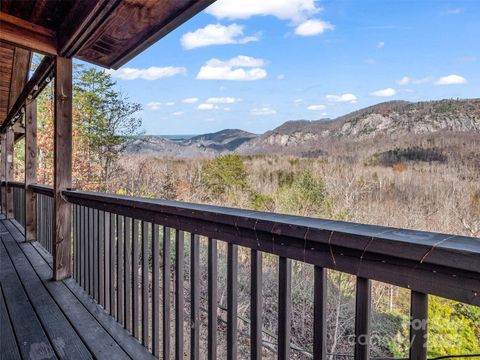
xmin=53 ymin=56 xmax=73 ymax=280
xmin=25 ymin=100 xmax=37 ymax=241
xmin=1 ymin=134 xmax=5 ymax=213
xmin=5 ymin=127 xmax=14 ymax=219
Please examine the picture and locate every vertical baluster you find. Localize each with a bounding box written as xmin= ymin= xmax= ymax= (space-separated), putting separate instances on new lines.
xmin=104 ymin=212 xmax=111 ymax=313
xmin=89 ymin=207 xmax=94 ymax=296
xmin=278 ymin=257 xmax=292 ymax=360
xmin=152 ymin=224 xmax=160 ymax=357
xmin=117 ymin=215 xmax=124 ymax=325
xmin=132 ymin=219 xmax=140 ymax=339
xmin=79 ymin=205 xmax=84 ymax=288
xmin=110 ymin=212 xmax=116 ymax=318
xmin=142 ymin=221 xmax=149 ymax=348
xmin=250 ymin=250 xmax=263 ymax=360
xmin=409 ymin=291 xmax=428 ymax=360
xmin=73 ymin=204 xmax=77 ymax=281
xmin=83 ymin=206 xmax=87 ymax=290
xmin=175 ymin=230 xmax=185 ymax=360
xmin=99 ymin=211 xmax=105 ymax=308
xmin=124 ymin=217 xmax=132 ymax=332
xmin=208 ymin=238 xmax=218 ymax=360
xmin=48 ymin=197 xmax=52 ymax=253
xmin=190 ymin=234 xmax=200 ymax=360
xmin=76 ymin=205 xmax=80 ymax=283
xmin=227 ymin=243 xmax=238 ymax=360
xmin=313 ymin=266 xmax=327 ymax=360
xmin=93 ymin=209 xmax=99 ymax=301
xmin=163 ymin=227 xmax=171 ymax=359
xmin=354 ymin=277 xmax=371 ymax=360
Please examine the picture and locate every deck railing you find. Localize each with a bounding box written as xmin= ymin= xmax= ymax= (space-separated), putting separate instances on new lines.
xmin=61 ymin=189 xmax=479 ymax=360
xmin=1 ymin=182 xmax=479 ymax=360
xmin=7 ymin=181 xmax=26 ymax=228
xmin=31 ymin=184 xmax=54 ymax=254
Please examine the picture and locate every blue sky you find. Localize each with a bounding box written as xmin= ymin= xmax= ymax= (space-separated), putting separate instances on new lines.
xmin=83 ymin=0 xmax=479 ymax=135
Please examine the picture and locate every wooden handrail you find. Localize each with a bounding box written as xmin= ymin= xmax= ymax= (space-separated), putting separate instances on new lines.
xmin=29 ymin=183 xmax=54 ymax=197
xmin=62 ymin=189 xmax=480 ymax=306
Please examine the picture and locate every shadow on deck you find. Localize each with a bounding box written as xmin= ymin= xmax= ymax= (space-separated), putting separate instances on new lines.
xmin=0 ymin=215 xmax=154 ymax=360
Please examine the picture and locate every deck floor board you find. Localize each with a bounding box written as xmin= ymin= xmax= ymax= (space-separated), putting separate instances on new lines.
xmin=0 ymin=217 xmax=155 ymax=360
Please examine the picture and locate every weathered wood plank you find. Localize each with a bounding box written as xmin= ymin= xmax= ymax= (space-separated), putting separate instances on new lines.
xmin=0 ymin=284 xmax=21 ymax=360
xmin=15 ymin=230 xmax=136 ymax=359
xmin=53 ymin=56 xmax=72 ymax=280
xmin=0 ymin=239 xmax=56 ymax=359
xmin=2 ymin=231 xmax=91 ymax=359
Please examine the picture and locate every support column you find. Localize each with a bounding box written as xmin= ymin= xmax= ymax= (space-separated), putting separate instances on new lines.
xmin=53 ymin=56 xmax=73 ymax=280
xmin=1 ymin=134 xmax=5 ymax=213
xmin=5 ymin=127 xmax=14 ymax=219
xmin=25 ymin=100 xmax=37 ymax=241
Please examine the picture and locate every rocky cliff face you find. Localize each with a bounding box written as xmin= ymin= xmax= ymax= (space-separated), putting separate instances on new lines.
xmin=237 ymin=99 xmax=480 ymax=154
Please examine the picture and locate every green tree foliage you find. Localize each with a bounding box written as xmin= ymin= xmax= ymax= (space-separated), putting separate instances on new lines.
xmin=277 ymin=170 xmax=330 ymax=216
xmin=202 ymin=154 xmax=248 ymax=198
xmin=75 ymin=67 xmax=142 ymax=188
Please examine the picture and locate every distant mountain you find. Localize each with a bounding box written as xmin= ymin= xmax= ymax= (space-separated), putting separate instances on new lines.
xmin=127 ymin=99 xmax=480 ymax=158
xmin=126 ymin=129 xmax=257 ymax=157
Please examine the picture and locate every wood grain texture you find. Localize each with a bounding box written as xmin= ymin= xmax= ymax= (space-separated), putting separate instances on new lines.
xmin=25 ymin=99 xmax=37 ymax=241
xmin=5 ymin=127 xmax=14 ymax=218
xmin=0 ymin=12 xmax=57 ymax=55
xmin=53 ymin=56 xmax=72 ymax=280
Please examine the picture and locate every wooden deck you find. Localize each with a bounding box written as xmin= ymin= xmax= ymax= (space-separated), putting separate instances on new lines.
xmin=0 ymin=215 xmax=155 ymax=360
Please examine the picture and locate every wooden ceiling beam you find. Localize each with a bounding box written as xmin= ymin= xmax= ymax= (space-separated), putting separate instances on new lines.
xmin=57 ymin=0 xmax=121 ymax=58
xmin=8 ymin=48 xmax=31 ymax=111
xmin=0 ymin=55 xmax=54 ymax=133
xmin=0 ymin=12 xmax=57 ymax=55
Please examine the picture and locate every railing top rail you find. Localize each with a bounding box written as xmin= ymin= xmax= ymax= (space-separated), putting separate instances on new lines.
xmin=1 ymin=180 xmax=25 ymax=188
xmin=30 ymin=184 xmax=54 ymax=197
xmin=62 ymin=189 xmax=480 ymax=307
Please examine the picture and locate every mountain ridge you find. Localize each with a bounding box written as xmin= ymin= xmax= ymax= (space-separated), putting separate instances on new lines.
xmin=127 ymin=98 xmax=480 ymax=158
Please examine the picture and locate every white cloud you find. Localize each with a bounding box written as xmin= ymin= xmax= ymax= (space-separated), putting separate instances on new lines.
xmin=294 ymin=19 xmax=334 ymax=36
xmin=106 ymin=66 xmax=186 ymax=80
xmin=396 ymin=76 xmax=432 ymax=85
xmin=307 ymin=104 xmax=326 ymax=110
xmin=370 ymin=88 xmax=396 ymax=97
xmin=173 ymin=111 xmax=184 ymax=116
xmin=146 ymin=102 xmax=162 ymax=110
xmin=251 ymin=107 xmax=277 ymax=116
xmin=442 ymin=8 xmax=463 ymax=15
xmin=198 ymin=103 xmax=219 ymax=110
xmin=377 ymin=41 xmax=385 ymax=48
xmin=223 ymin=107 xmax=231 ymax=111
xmin=207 ymin=97 xmax=240 ymax=104
xmin=183 ymin=97 xmax=199 ymax=103
xmin=206 ymin=0 xmax=322 ymax=23
xmin=326 ymin=93 xmax=357 ymax=103
xmin=181 ymin=23 xmax=259 ymax=50
xmin=197 ymin=55 xmax=267 ymax=81
xmin=165 ymin=102 xmax=175 ymax=106
xmin=277 ymin=74 xmax=285 ymax=80
xmin=435 ymin=74 xmax=467 ymax=85
xmin=294 ymin=98 xmax=303 ymax=103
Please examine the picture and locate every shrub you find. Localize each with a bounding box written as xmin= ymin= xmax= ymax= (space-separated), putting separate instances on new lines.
xmin=277 ymin=170 xmax=329 ymax=216
xmin=202 ymin=154 xmax=248 ymax=198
